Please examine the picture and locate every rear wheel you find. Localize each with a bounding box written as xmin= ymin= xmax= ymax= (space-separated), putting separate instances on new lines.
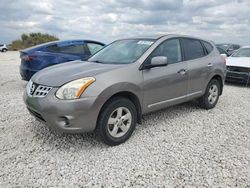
xmin=198 ymin=79 xmax=221 ymax=109
xmin=96 ymin=97 xmax=137 ymax=146
xmin=2 ymin=48 xmax=7 ymax=52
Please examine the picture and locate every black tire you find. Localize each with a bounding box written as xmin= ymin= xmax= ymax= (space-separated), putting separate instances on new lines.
xmin=96 ymin=97 xmax=137 ymax=146
xmin=198 ymin=79 xmax=221 ymax=109
xmin=2 ymin=49 xmax=7 ymax=52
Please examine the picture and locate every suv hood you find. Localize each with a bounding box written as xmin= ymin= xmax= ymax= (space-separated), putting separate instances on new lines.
xmin=32 ymin=61 xmax=125 ymax=87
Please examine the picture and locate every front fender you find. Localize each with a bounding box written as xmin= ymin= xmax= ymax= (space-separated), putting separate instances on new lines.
xmin=87 ymin=82 xmax=143 ymax=129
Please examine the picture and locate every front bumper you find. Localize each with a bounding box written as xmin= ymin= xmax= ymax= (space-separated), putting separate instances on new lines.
xmin=226 ymin=70 xmax=250 ymax=85
xmin=23 ymin=88 xmax=100 ymax=133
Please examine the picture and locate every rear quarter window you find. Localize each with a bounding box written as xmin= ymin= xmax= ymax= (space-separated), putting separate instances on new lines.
xmin=46 ymin=43 xmax=87 ymax=54
xmin=202 ymin=41 xmax=213 ymax=54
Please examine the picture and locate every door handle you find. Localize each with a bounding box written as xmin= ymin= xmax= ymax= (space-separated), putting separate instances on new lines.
xmin=207 ymin=63 xmax=213 ymax=67
xmin=177 ymin=69 xmax=187 ymax=75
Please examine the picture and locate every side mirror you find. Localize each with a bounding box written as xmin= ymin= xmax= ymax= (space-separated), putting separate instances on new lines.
xmin=142 ymin=56 xmax=168 ymax=70
xmin=151 ymin=56 xmax=168 ymax=67
xmin=140 ymin=56 xmax=168 ymax=70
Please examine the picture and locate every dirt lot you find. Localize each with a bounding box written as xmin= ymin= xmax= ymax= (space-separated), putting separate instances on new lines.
xmin=0 ymin=51 xmax=250 ymax=187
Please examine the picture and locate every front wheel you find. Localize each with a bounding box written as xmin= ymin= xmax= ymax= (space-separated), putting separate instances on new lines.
xmin=198 ymin=79 xmax=221 ymax=109
xmin=96 ymin=97 xmax=137 ymax=146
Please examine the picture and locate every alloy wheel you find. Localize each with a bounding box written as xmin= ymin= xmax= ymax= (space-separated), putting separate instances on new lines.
xmin=107 ymin=107 xmax=132 ymax=138
xmin=208 ymin=84 xmax=218 ymax=104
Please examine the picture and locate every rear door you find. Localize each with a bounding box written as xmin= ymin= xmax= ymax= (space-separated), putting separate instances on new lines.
xmin=142 ymin=38 xmax=188 ymax=112
xmin=181 ymin=38 xmax=212 ymax=96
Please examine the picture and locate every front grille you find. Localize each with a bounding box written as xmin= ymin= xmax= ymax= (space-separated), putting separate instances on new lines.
xmin=27 ymin=108 xmax=46 ymax=122
xmin=27 ymin=81 xmax=52 ymax=98
xmin=33 ymin=85 xmax=52 ymax=97
xmin=227 ymin=66 xmax=250 ymax=73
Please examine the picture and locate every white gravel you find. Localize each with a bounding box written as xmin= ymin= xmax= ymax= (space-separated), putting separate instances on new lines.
xmin=0 ymin=51 xmax=250 ymax=187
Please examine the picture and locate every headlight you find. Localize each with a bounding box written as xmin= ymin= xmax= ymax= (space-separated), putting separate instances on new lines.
xmin=56 ymin=77 xmax=95 ymax=100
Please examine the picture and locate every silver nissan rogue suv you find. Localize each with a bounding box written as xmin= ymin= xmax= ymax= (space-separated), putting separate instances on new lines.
xmin=24 ymin=34 xmax=226 ymax=145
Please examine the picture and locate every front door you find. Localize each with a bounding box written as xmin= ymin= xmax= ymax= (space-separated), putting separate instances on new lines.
xmin=142 ymin=38 xmax=188 ymax=112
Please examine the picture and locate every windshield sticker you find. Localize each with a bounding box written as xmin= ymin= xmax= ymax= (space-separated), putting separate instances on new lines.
xmin=137 ymin=41 xmax=154 ymax=45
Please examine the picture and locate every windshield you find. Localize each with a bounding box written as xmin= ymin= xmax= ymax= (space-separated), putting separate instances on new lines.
xmin=88 ymin=39 xmax=155 ymax=64
xmin=231 ymin=48 xmax=250 ymax=57
xmin=216 ymin=44 xmax=230 ymax=51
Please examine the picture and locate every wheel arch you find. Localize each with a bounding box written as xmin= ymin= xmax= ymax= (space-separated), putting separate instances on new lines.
xmin=210 ymin=74 xmax=224 ymax=95
xmin=96 ymin=91 xmax=142 ymax=127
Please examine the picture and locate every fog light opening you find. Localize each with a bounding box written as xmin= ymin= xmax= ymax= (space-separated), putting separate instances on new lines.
xmin=57 ymin=116 xmax=71 ymax=127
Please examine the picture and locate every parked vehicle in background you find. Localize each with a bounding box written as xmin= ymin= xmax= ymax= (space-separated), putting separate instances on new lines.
xmin=24 ymin=34 xmax=226 ymax=145
xmin=226 ymin=46 xmax=250 ymax=86
xmin=216 ymin=43 xmax=241 ymax=56
xmin=216 ymin=46 xmax=230 ymax=57
xmin=20 ymin=40 xmax=105 ymax=81
xmin=0 ymin=44 xmax=8 ymax=52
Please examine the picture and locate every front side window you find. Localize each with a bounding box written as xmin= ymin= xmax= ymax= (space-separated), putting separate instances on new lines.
xmin=147 ymin=39 xmax=182 ymax=64
xmin=87 ymin=43 xmax=104 ymax=55
xmin=182 ymin=38 xmax=205 ymax=60
xmin=89 ymin=39 xmax=155 ymax=64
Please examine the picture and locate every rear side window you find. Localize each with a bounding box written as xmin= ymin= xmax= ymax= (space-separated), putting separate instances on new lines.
xmin=47 ymin=43 xmax=87 ymax=54
xmin=59 ymin=44 xmax=86 ymax=54
xmin=182 ymin=38 xmax=205 ymax=61
xmin=148 ymin=39 xmax=182 ymax=64
xmin=87 ymin=43 xmax=104 ymax=55
xmin=202 ymin=41 xmax=213 ymax=54
xmin=47 ymin=44 xmax=60 ymax=52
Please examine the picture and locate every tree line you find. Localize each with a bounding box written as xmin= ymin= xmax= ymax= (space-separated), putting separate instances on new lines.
xmin=9 ymin=33 xmax=59 ymax=50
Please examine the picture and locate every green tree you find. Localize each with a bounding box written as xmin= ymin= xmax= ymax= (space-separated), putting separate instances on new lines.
xmin=10 ymin=33 xmax=59 ymax=50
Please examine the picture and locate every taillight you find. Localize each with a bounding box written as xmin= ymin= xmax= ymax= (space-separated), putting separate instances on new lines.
xmin=22 ymin=55 xmax=33 ymax=61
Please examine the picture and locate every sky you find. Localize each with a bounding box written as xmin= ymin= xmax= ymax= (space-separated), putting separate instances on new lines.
xmin=0 ymin=0 xmax=250 ymax=45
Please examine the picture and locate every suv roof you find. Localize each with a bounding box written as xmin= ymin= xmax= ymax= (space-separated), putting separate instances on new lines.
xmin=120 ymin=34 xmax=212 ymax=42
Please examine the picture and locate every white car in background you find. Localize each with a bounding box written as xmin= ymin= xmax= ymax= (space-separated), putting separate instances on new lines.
xmin=226 ymin=46 xmax=250 ymax=86
xmin=0 ymin=44 xmax=8 ymax=52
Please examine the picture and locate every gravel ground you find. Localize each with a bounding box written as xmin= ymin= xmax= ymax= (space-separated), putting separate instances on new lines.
xmin=0 ymin=51 xmax=250 ymax=187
